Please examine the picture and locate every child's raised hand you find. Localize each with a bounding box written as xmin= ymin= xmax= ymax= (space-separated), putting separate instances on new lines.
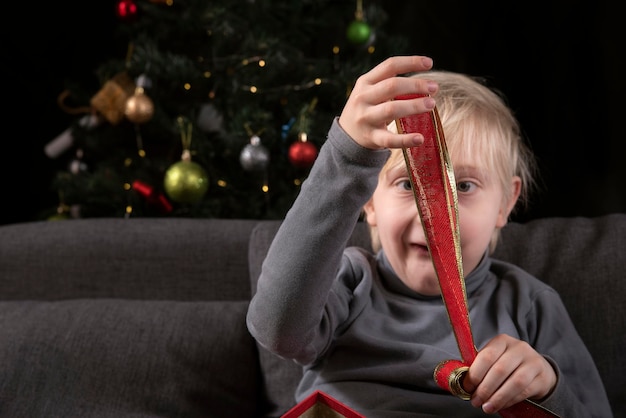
xmin=338 ymin=55 xmax=438 ymax=150
xmin=463 ymin=334 xmax=557 ymax=414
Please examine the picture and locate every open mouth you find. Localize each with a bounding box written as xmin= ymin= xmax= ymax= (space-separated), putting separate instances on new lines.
xmin=410 ymin=243 xmax=431 ymax=256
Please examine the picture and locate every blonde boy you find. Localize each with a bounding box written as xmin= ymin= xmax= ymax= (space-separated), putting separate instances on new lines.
xmin=248 ymin=56 xmax=611 ymax=417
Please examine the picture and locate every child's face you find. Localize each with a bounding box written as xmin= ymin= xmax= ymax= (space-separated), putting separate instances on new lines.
xmin=363 ymin=152 xmax=520 ymax=295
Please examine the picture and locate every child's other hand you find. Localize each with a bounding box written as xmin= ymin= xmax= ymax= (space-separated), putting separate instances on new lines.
xmin=338 ymin=55 xmax=438 ymax=150
xmin=464 ymin=334 xmax=557 ymax=414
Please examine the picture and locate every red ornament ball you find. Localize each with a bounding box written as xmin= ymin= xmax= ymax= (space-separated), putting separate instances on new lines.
xmin=116 ymin=0 xmax=138 ymax=21
xmin=288 ymin=140 xmax=318 ymax=169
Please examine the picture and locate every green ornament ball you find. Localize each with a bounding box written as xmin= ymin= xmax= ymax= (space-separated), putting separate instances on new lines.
xmin=346 ymin=20 xmax=371 ymax=45
xmin=163 ymin=160 xmax=209 ymax=204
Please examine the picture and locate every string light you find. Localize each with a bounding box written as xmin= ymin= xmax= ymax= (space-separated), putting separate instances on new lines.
xmin=202 ymin=54 xmax=338 ymax=97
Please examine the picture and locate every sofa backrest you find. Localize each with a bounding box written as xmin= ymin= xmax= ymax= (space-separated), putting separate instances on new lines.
xmin=248 ymin=214 xmax=626 ymax=417
xmin=0 ymin=217 xmax=259 ymax=301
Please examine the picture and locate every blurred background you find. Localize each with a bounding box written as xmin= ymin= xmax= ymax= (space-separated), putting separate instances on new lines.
xmin=3 ymin=0 xmax=624 ymax=225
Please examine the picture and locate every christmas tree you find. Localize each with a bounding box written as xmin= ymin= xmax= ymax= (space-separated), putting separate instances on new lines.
xmin=44 ymin=0 xmax=409 ymax=220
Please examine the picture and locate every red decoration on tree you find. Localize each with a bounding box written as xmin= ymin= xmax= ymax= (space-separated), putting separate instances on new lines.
xmin=288 ymin=133 xmax=318 ymax=169
xmin=132 ymin=180 xmax=173 ymax=213
xmin=116 ymin=0 xmax=138 ymax=21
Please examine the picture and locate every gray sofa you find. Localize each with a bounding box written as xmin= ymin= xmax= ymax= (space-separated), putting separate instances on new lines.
xmin=0 ymin=215 xmax=624 ymax=417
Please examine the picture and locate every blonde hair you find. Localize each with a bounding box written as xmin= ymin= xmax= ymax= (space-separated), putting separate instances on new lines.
xmin=369 ymin=70 xmax=536 ymax=253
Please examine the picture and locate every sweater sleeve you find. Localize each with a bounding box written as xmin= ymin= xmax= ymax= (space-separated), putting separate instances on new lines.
xmin=246 ymin=118 xmax=389 ymax=363
xmin=525 ymin=286 xmax=613 ymax=417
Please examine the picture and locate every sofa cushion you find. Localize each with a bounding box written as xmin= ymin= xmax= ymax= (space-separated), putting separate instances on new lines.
xmin=0 ymin=299 xmax=259 ymax=417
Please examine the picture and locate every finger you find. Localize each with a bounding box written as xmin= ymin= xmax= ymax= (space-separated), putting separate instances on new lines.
xmin=368 ymin=126 xmax=423 ymax=148
xmin=465 ymin=337 xmax=508 ymax=392
xmin=363 ymin=56 xmax=434 ymax=84
xmin=470 ymin=337 xmax=541 ymax=412
xmin=390 ymin=94 xmax=437 ymax=123
xmin=356 ymin=77 xmax=438 ymax=115
xmin=358 ymin=93 xmax=436 ymax=132
xmin=484 ymin=354 xmax=556 ymax=412
xmin=480 ymin=366 xmax=535 ymax=414
xmin=466 ymin=336 xmax=512 ymax=406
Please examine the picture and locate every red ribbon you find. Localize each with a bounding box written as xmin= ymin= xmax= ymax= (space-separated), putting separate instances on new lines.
xmin=396 ymin=94 xmax=559 ymax=417
xmin=132 ymin=180 xmax=173 ymax=214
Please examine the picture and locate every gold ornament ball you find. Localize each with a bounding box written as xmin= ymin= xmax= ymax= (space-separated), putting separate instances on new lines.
xmin=163 ymin=160 xmax=209 ymax=204
xmin=125 ymin=92 xmax=155 ymax=124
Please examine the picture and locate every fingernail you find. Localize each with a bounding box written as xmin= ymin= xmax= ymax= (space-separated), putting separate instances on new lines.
xmin=411 ymin=135 xmax=424 ymax=145
xmin=482 ymin=402 xmax=495 ymax=414
xmin=427 ymin=81 xmax=438 ymax=93
xmin=422 ymin=57 xmax=433 ymax=68
xmin=424 ymin=97 xmax=436 ymax=109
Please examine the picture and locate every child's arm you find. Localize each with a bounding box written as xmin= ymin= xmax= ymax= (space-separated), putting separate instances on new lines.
xmin=246 ymin=119 xmax=387 ymax=363
xmin=247 ymin=56 xmax=437 ymax=362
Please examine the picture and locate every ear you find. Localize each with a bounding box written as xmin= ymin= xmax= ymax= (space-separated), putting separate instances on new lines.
xmin=497 ymin=176 xmax=522 ymax=228
xmin=363 ymin=198 xmax=377 ymax=227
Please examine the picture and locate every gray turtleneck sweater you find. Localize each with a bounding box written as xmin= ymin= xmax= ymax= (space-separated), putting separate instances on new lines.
xmin=246 ymin=118 xmax=612 ymax=417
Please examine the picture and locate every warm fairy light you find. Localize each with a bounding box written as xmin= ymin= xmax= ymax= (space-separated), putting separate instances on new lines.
xmin=208 ymin=91 xmax=216 ymax=99
xmin=124 ymin=158 xmax=132 ymax=167
xmin=333 ymin=46 xmax=340 ymax=54
xmin=242 ymin=56 xmax=266 ymax=67
xmin=367 ymin=45 xmax=375 ymax=54
xmin=294 ymin=178 xmax=302 ymax=186
xmin=126 ymin=205 xmax=133 ymax=214
xmin=250 ymin=86 xmax=258 ymax=93
xmin=124 ymin=183 xmax=131 ymax=191
xmin=138 ymin=149 xmax=146 ymax=157
xmin=204 ymin=71 xmax=212 ymax=78
xmin=184 ymin=83 xmax=191 ymax=90
xmin=314 ymin=78 xmax=321 ymax=85
xmin=262 ymin=184 xmax=269 ymax=192
xmin=217 ymin=179 xmax=227 ymax=187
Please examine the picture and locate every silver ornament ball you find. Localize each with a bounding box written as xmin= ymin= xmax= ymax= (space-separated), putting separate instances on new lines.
xmin=240 ymin=135 xmax=270 ymax=171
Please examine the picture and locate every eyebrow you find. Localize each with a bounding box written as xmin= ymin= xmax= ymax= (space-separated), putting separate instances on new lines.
xmin=453 ymin=164 xmax=492 ymax=181
xmin=386 ymin=164 xmax=410 ymax=178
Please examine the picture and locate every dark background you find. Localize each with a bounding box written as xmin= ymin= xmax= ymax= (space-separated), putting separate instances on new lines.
xmin=4 ymin=1 xmax=624 ymax=225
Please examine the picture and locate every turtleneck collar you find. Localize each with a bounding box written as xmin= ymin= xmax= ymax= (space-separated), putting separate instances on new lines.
xmin=376 ymin=249 xmax=492 ymax=299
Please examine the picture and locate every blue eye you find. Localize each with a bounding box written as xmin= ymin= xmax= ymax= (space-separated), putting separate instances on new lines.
xmin=400 ymin=180 xmax=413 ymax=191
xmin=392 ymin=179 xmax=413 ymax=191
xmin=456 ymin=181 xmax=475 ymax=193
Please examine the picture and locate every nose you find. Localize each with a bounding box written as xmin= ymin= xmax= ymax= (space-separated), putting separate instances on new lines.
xmin=409 ymin=208 xmax=427 ymax=239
